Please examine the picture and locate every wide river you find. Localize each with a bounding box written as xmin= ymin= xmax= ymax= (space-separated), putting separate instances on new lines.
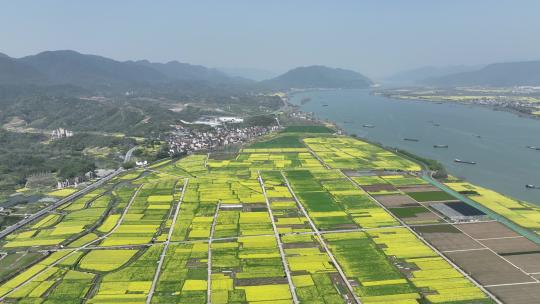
xmin=289 ymin=89 xmax=540 ymax=205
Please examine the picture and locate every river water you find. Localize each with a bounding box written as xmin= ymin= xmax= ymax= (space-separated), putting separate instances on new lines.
xmin=289 ymin=89 xmax=540 ymax=205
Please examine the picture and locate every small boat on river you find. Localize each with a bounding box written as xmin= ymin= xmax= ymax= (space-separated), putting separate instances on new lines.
xmin=454 ymin=159 xmax=476 ymax=165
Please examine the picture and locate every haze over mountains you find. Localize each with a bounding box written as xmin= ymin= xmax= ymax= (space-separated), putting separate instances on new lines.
xmin=0 ymin=50 xmax=373 ymax=90
xmin=4 ymin=50 xmax=540 ymax=89
xmin=217 ymin=67 xmax=279 ymax=82
xmin=0 ymin=50 xmax=240 ymax=88
xmin=260 ymin=66 xmax=373 ymax=89
xmin=387 ymin=61 xmax=540 ymax=87
xmin=422 ymin=61 xmax=540 ymax=87
xmin=385 ymin=65 xmax=483 ymax=85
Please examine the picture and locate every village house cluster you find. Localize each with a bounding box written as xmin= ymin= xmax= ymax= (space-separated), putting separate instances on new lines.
xmin=168 ymin=124 xmax=278 ymax=155
xmin=56 ymin=171 xmax=96 ymax=189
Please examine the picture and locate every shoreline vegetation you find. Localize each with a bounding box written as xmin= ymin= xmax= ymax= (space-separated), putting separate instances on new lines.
xmin=289 ymin=87 xmax=540 ymax=122
xmin=286 ymin=88 xmax=540 ymax=204
xmin=374 ymin=88 xmax=540 ymax=121
xmin=284 ymin=90 xmax=447 ymax=177
xmin=283 ymin=90 xmax=540 ymax=214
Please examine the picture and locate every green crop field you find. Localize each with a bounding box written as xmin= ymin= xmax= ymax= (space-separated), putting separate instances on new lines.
xmin=0 ymin=130 xmax=512 ymax=304
xmin=281 ymin=125 xmax=334 ymax=134
xmin=407 ymin=191 xmax=456 ymax=202
xmin=389 ymin=206 xmax=430 ymax=218
xmin=249 ymin=135 xmax=306 ymax=148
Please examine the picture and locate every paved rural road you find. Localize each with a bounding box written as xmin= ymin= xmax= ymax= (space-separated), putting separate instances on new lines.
xmin=206 ymin=201 xmax=221 ymax=304
xmin=0 ymin=184 xmax=142 ymax=301
xmin=0 ymin=168 xmax=124 ymax=240
xmin=146 ymin=178 xmax=189 ymax=304
xmin=124 ymin=146 xmax=139 ymax=163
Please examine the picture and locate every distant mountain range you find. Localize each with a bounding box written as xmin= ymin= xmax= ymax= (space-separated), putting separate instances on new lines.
xmin=0 ymin=50 xmax=373 ymax=91
xmin=0 ymin=50 xmax=247 ymax=88
xmin=130 ymin=60 xmax=248 ymax=83
xmin=218 ymin=67 xmax=279 ymax=81
xmin=260 ymin=65 xmax=373 ymax=89
xmin=4 ymin=50 xmax=540 ymax=89
xmin=422 ymin=61 xmax=540 ymax=87
xmin=385 ymin=65 xmax=483 ymax=85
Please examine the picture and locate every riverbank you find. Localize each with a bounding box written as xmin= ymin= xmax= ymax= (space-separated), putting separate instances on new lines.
xmin=375 ymin=90 xmax=540 ymax=121
xmin=288 ymin=88 xmax=540 ymax=205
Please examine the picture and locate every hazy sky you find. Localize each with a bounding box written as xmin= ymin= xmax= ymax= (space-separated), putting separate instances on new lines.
xmin=2 ymin=0 xmax=540 ymax=78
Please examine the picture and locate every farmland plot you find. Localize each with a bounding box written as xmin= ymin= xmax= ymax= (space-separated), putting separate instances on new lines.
xmin=0 ymin=131 xmax=506 ymax=303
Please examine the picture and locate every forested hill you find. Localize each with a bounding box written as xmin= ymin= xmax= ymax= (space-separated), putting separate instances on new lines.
xmin=0 ymin=56 xmax=47 ymax=85
xmin=260 ymin=65 xmax=373 ymax=89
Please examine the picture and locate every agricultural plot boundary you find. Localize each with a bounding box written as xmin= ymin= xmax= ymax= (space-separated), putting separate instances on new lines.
xmin=280 ymin=171 xmax=362 ymax=304
xmin=2 ymin=132 xmax=538 ymax=303
xmin=344 ymin=174 xmax=502 ymax=304
xmin=0 ymin=184 xmax=143 ymax=301
xmin=258 ymin=171 xmax=299 ymax=304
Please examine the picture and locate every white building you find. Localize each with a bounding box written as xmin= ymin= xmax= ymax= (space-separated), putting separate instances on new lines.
xmin=51 ymin=128 xmax=73 ymax=139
